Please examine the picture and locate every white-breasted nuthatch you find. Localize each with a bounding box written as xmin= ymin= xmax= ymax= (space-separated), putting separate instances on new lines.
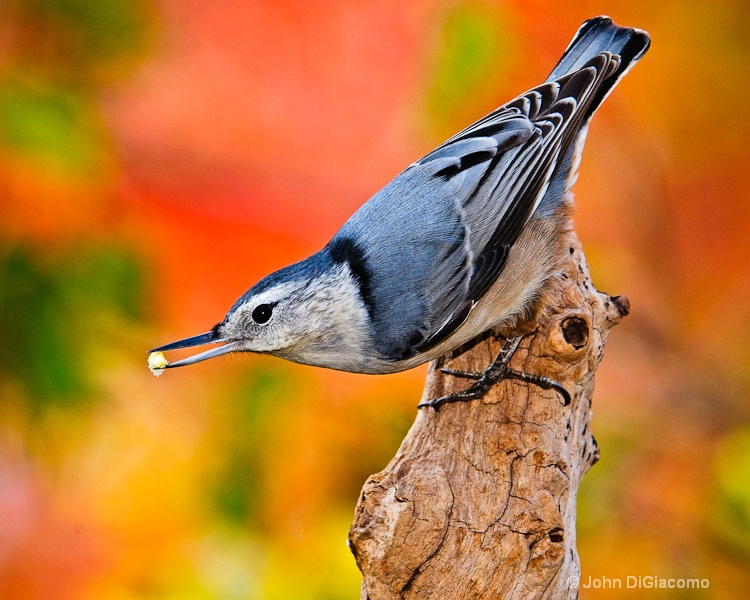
xmin=150 ymin=16 xmax=650 ymax=408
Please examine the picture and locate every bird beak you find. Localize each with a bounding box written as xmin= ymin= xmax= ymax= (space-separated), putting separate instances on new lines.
xmin=149 ymin=329 xmax=240 ymax=369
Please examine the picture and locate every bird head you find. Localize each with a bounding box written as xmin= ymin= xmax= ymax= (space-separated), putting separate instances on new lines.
xmin=149 ymin=252 xmax=372 ymax=372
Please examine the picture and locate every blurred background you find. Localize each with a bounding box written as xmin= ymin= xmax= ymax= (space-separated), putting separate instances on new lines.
xmin=0 ymin=0 xmax=748 ymax=598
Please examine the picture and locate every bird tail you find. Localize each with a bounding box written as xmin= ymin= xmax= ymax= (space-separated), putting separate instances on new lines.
xmin=533 ymin=17 xmax=650 ymax=216
xmin=546 ymin=16 xmax=651 ymax=124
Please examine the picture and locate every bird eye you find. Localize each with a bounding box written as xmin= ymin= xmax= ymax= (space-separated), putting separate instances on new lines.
xmin=252 ymin=303 xmax=274 ymax=324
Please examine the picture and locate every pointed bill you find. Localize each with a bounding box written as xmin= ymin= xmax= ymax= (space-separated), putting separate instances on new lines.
xmin=149 ymin=331 xmax=217 ymax=353
xmin=148 ymin=327 xmax=240 ymax=374
xmin=164 ymin=341 xmax=241 ymax=369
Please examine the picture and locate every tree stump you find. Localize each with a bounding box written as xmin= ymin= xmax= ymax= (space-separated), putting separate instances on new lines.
xmin=348 ymin=231 xmax=629 ymax=599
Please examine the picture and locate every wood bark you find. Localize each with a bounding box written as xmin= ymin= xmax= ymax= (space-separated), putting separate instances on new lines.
xmin=348 ymin=231 xmax=629 ymax=599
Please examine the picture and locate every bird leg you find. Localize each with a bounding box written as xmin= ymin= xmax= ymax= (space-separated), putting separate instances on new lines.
xmin=418 ymin=335 xmax=570 ymax=410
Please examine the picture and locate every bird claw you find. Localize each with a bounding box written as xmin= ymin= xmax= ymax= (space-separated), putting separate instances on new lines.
xmin=504 ymin=369 xmax=571 ymax=406
xmin=420 ymin=336 xmax=571 ymax=410
xmin=418 ymin=374 xmax=494 ymax=410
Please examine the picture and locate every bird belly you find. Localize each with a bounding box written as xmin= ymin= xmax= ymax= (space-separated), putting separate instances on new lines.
xmin=461 ymin=209 xmax=570 ymax=339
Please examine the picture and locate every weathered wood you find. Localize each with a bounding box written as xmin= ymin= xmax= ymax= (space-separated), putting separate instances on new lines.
xmin=348 ymin=230 xmax=629 ymax=599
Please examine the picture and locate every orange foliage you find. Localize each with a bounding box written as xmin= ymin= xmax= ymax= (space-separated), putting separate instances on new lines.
xmin=1 ymin=0 xmax=749 ymax=598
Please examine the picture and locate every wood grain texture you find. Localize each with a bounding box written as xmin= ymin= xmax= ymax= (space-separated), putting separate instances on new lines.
xmin=348 ymin=231 xmax=629 ymax=599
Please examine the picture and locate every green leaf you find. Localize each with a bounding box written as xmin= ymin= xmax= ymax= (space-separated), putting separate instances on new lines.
xmin=0 ymin=245 xmax=146 ymax=409
xmin=0 ymin=80 xmax=105 ymax=173
xmin=213 ymin=368 xmax=295 ymax=527
xmin=427 ymin=3 xmax=515 ymax=132
xmin=22 ymin=0 xmax=150 ymax=60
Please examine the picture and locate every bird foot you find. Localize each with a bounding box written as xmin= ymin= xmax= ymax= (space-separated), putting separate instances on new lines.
xmin=418 ymin=336 xmax=570 ymax=410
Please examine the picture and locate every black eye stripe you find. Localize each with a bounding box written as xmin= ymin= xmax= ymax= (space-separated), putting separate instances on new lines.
xmin=252 ymin=303 xmax=275 ymax=324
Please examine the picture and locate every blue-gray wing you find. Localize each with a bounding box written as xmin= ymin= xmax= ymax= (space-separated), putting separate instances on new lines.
xmin=331 ymin=54 xmax=620 ymax=361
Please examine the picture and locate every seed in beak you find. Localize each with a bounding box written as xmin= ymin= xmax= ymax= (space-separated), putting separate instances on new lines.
xmin=148 ymin=351 xmax=169 ymax=377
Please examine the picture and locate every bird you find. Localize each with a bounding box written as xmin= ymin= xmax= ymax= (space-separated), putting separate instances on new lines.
xmin=149 ymin=16 xmax=650 ymax=409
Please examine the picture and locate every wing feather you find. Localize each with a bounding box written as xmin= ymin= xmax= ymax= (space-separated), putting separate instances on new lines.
xmin=333 ymin=52 xmax=626 ymax=361
xmin=409 ymin=54 xmax=619 ymax=355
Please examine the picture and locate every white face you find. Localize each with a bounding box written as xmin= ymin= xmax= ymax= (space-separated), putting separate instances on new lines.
xmin=221 ymin=279 xmax=312 ymax=354
xmin=219 ymin=263 xmax=372 ymax=370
